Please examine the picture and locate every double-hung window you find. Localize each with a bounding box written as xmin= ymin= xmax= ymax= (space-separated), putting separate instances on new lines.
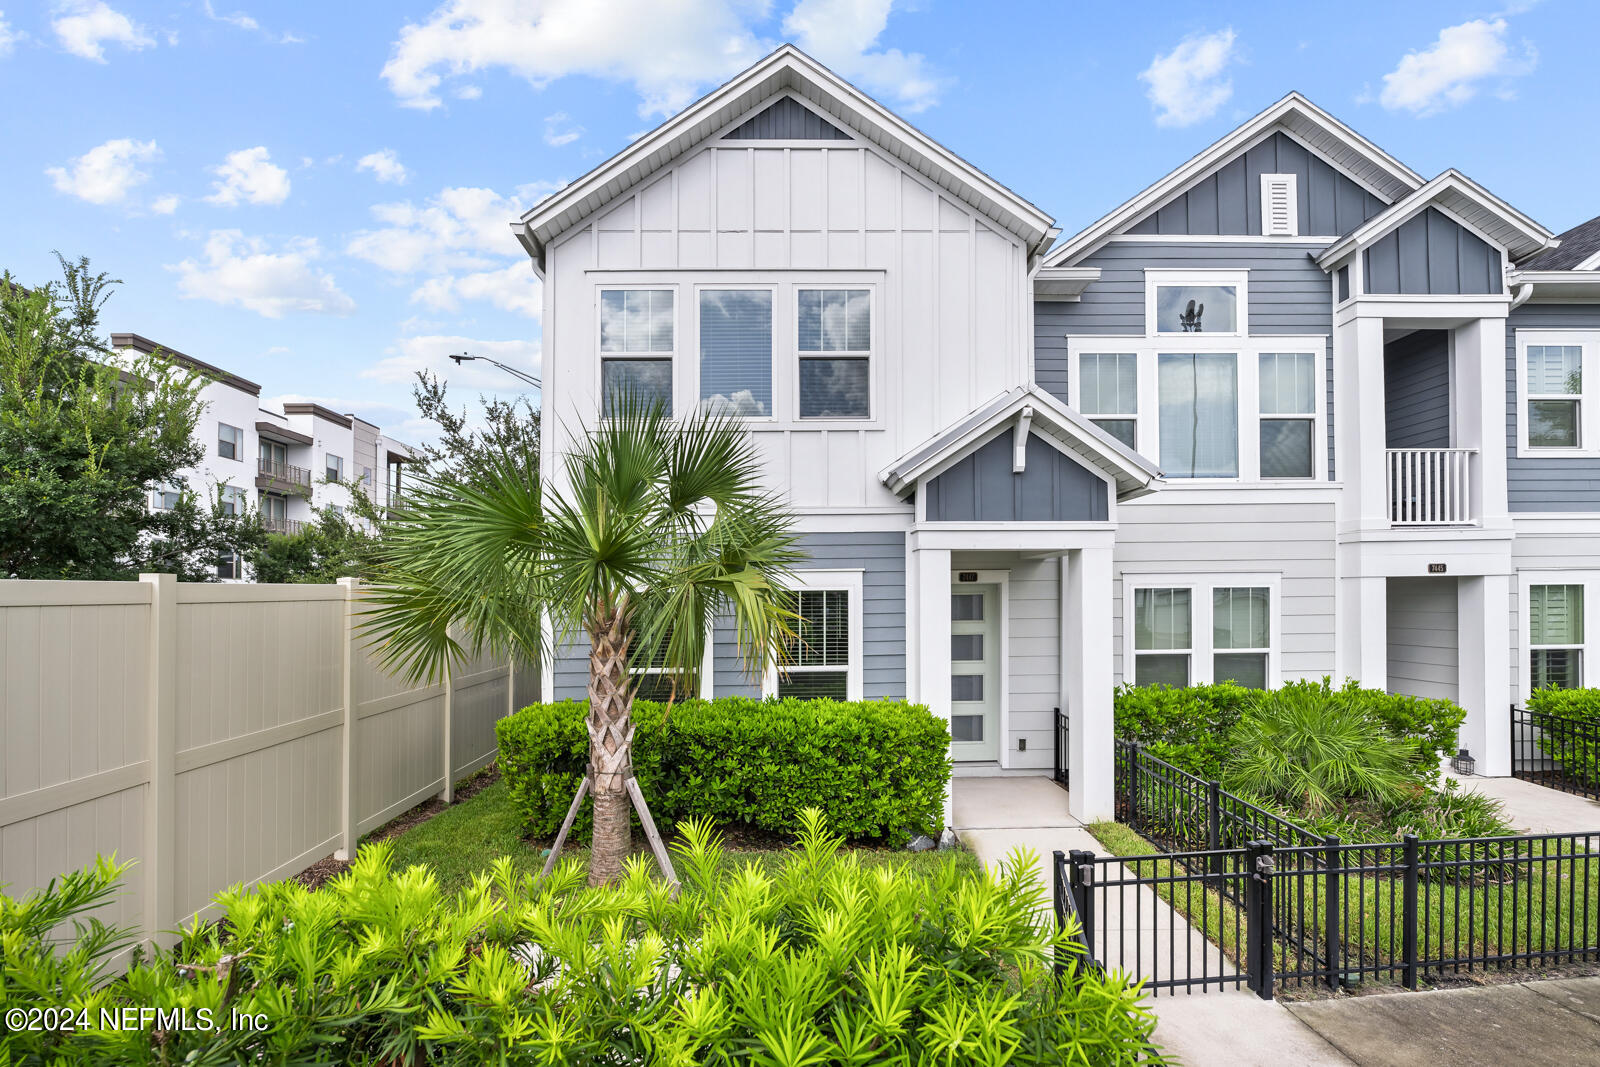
xmin=766 ymin=570 xmax=863 ymax=700
xmin=1529 ymin=583 xmax=1584 ymax=690
xmin=1078 ymin=353 xmax=1137 ymax=447
xmin=217 ymin=423 xmax=243 ymax=461
xmin=601 ymin=289 xmax=675 ymax=416
xmin=699 ymin=289 xmax=772 ymax=417
xmin=1129 ymin=576 xmax=1278 ymax=688
xmin=216 ymin=551 xmax=241 ymax=581
xmin=1258 ymin=352 xmax=1317 ymax=478
xmin=797 ymin=289 xmax=870 ymax=418
xmin=1524 ymin=340 xmax=1585 ymax=450
xmin=154 ymin=489 xmax=182 ymax=510
xmin=325 ymin=453 xmax=344 ymax=483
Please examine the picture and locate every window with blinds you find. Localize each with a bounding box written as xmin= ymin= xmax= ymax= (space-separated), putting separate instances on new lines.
xmin=1527 ymin=344 xmax=1583 ymax=449
xmin=798 ymin=289 xmax=871 ymax=418
xmin=779 ymin=588 xmax=849 ymax=700
xmin=1260 ymin=173 xmax=1298 ymax=236
xmin=1078 ymin=352 xmax=1138 ymax=447
xmin=1133 ymin=587 xmax=1191 ymax=687
xmin=1158 ymin=353 xmax=1239 ymax=478
xmin=699 ymin=289 xmax=772 ymax=417
xmin=1530 ymin=584 xmax=1584 ymax=690
xmin=1212 ymin=587 xmax=1270 ymax=689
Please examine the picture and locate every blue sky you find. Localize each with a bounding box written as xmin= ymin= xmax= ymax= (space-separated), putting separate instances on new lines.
xmin=2 ymin=1 xmax=1593 ymax=444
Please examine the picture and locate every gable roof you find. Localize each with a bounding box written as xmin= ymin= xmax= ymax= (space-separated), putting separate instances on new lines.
xmin=1519 ymin=213 xmax=1600 ymax=271
xmin=1314 ymin=169 xmax=1555 ymax=270
xmin=880 ymin=385 xmax=1161 ymax=501
xmin=1044 ymin=92 xmax=1425 ymax=267
xmin=514 ymin=45 xmax=1057 ymax=271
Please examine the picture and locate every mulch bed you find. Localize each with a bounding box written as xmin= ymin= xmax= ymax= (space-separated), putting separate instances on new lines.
xmin=291 ymin=765 xmax=501 ymax=891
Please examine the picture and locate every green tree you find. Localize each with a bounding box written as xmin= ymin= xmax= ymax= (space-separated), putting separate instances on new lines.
xmin=248 ymin=502 xmax=380 ymax=584
xmin=0 ymin=257 xmax=264 ymax=581
xmin=407 ymin=368 xmax=540 ymax=487
xmin=360 ymin=401 xmax=802 ymax=885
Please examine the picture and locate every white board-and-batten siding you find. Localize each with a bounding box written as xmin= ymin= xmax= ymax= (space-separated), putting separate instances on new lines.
xmin=543 ymin=138 xmax=1030 ymax=511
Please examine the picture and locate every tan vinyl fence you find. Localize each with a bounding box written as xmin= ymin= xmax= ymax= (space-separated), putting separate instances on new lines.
xmin=0 ymin=575 xmax=539 ymax=948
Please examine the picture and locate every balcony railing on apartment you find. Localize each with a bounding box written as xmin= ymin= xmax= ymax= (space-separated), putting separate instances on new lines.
xmin=262 ymin=516 xmax=307 ymax=536
xmin=1387 ymin=447 xmax=1476 ymax=526
xmin=257 ymin=457 xmax=313 ymax=492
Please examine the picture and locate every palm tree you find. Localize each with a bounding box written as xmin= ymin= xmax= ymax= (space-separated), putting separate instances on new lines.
xmin=359 ymin=399 xmax=802 ymax=885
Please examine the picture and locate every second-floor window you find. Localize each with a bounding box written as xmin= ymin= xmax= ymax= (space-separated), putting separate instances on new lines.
xmin=1259 ymin=352 xmax=1317 ymax=479
xmin=220 ymin=486 xmax=246 ymax=516
xmin=1159 ymin=352 xmax=1239 ymax=478
xmin=600 ymin=289 xmax=674 ymax=416
xmin=699 ymin=289 xmax=772 ymax=417
xmin=260 ymin=440 xmax=286 ymax=472
xmin=1526 ymin=342 xmax=1583 ymax=449
xmin=261 ymin=492 xmax=287 ymax=524
xmin=326 ymin=453 xmax=344 ymax=482
xmin=217 ymin=423 xmax=242 ymax=461
xmin=1078 ymin=353 xmax=1137 ymax=447
xmin=797 ymin=289 xmax=870 ymax=418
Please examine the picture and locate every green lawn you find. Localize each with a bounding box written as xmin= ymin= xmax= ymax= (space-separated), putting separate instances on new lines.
xmin=368 ymin=777 xmax=979 ymax=893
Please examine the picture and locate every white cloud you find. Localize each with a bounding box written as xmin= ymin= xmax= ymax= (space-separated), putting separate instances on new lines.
xmin=357 ymin=148 xmax=409 ymax=184
xmin=202 ymin=1 xmax=257 ymax=31
xmin=171 ymin=230 xmax=356 ymax=318
xmin=411 ymin=261 xmax=542 ymax=318
xmin=454 ymin=84 xmax=482 ymax=100
xmin=346 ymin=186 xmax=525 ymax=273
xmin=1376 ymin=18 xmax=1536 ymax=115
xmin=381 ymin=0 xmax=770 ymax=115
xmin=52 ymin=1 xmax=154 ymax=62
xmin=542 ymin=112 xmax=581 ymax=147
xmin=0 ymin=12 xmax=21 ymax=56
xmin=781 ymin=0 xmax=943 ymax=112
xmin=205 ymin=146 xmax=291 ymax=206
xmin=363 ymin=334 xmax=542 ymax=389
xmin=151 ymin=193 xmax=180 ymax=215
xmin=46 ymin=138 xmax=160 ymax=204
xmin=1139 ymin=28 xmax=1238 ymax=128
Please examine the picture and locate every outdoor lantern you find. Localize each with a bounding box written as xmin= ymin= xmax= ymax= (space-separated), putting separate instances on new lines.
xmin=1452 ymin=749 xmax=1475 ymax=775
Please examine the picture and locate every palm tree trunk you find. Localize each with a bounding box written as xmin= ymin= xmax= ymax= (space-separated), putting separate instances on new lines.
xmin=586 ymin=605 xmax=634 ymax=886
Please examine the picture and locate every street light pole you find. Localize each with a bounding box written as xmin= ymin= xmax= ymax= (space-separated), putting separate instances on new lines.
xmin=447 ymin=352 xmax=542 ymax=390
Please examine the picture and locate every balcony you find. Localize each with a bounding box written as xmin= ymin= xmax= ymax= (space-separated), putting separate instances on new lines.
xmin=1387 ymin=448 xmax=1476 ymax=526
xmin=262 ymin=516 xmax=308 ymax=536
xmin=256 ymin=458 xmax=312 ymax=496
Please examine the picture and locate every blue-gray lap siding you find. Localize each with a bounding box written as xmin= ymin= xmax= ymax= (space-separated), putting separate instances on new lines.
xmin=712 ymin=531 xmax=908 ymax=700
xmin=1507 ymin=303 xmax=1600 ymax=511
xmin=1126 ymin=132 xmax=1386 ymax=237
xmin=1363 ymin=208 xmax=1502 ymax=295
xmin=1033 ymin=240 xmax=1336 ymax=478
xmin=1385 ymin=330 xmax=1451 ymax=449
xmin=924 ymin=431 xmax=1108 ymax=521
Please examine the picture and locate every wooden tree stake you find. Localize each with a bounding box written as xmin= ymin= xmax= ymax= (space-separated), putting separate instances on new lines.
xmin=537 ymin=774 xmax=680 ymax=888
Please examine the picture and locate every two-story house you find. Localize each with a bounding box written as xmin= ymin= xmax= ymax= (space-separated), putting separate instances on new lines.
xmin=518 ymin=45 xmax=1598 ymax=822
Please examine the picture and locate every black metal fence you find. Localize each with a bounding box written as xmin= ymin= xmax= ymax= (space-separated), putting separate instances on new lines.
xmin=1512 ymin=703 xmax=1600 ymax=801
xmin=1052 ymin=742 xmax=1600 ymax=999
xmin=1053 ymin=707 xmax=1068 ymax=789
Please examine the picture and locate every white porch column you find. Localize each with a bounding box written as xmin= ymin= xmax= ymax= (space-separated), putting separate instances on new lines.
xmin=1333 ymin=313 xmax=1389 ymax=531
xmin=1452 ymin=316 xmax=1511 ymax=528
xmin=1458 ymin=574 xmax=1512 ymax=776
xmin=1338 ymin=574 xmax=1388 ymax=690
xmin=911 ymin=541 xmax=953 ymax=822
xmin=1063 ymin=546 xmax=1114 ymax=821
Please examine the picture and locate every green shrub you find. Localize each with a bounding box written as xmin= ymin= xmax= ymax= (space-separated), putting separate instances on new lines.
xmin=1525 ymin=688 xmax=1600 ymax=787
xmin=1223 ymin=687 xmax=1416 ymax=816
xmin=1115 ymin=677 xmax=1465 ymax=784
xmin=2 ymin=813 xmax=1164 ymax=1065
xmin=497 ymin=697 xmax=952 ymax=847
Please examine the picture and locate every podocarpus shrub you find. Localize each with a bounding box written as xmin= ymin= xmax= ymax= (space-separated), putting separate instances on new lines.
xmin=2 ymin=812 xmax=1164 ymax=1066
xmin=497 ymin=697 xmax=952 ymax=847
xmin=1115 ymin=677 xmax=1465 ymax=782
xmin=1526 ymin=688 xmax=1600 ymax=786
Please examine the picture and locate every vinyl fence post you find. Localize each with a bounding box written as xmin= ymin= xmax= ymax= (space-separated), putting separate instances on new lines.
xmin=139 ymin=573 xmax=178 ymax=951
xmin=1244 ymin=839 xmax=1276 ymax=1000
xmin=440 ymin=664 xmax=454 ymax=804
xmin=1402 ymin=834 xmax=1420 ymax=990
xmin=1323 ymin=834 xmax=1342 ymax=991
xmin=336 ymin=578 xmax=358 ymax=860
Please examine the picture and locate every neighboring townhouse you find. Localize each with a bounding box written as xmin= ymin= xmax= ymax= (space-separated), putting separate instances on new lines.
xmin=112 ymin=334 xmax=415 ymax=579
xmin=516 ymin=45 xmax=1599 ymax=821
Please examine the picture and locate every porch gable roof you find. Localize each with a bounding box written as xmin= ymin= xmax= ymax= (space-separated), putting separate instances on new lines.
xmin=880 ymin=385 xmax=1162 ymax=501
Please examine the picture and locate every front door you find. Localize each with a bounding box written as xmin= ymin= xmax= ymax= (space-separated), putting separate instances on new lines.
xmin=950 ymin=583 xmax=1000 ymax=761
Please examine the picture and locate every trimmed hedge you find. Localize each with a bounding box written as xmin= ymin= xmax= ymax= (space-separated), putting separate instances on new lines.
xmin=497 ymin=697 xmax=951 ymax=847
xmin=1114 ymin=677 xmax=1465 ymax=782
xmin=1526 ymin=687 xmax=1600 ymax=786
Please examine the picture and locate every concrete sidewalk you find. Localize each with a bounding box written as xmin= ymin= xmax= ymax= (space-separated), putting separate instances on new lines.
xmin=1460 ymin=774 xmax=1600 ymax=833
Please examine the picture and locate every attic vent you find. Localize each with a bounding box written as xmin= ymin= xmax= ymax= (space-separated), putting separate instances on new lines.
xmin=723 ymin=96 xmax=850 ymax=140
xmin=1261 ymin=173 xmax=1298 ymax=236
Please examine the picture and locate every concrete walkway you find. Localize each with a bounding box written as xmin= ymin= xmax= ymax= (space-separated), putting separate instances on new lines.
xmin=951 ymin=776 xmax=1352 ymax=1065
xmin=1459 ymin=774 xmax=1600 ymax=833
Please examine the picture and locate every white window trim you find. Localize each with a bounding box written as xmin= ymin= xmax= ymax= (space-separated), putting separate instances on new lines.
xmin=1067 ymin=335 xmax=1327 ymax=483
xmin=595 ymin=285 xmax=680 ymax=418
xmin=1515 ymin=330 xmax=1599 ymax=458
xmin=1517 ymin=570 xmax=1600 ymax=696
xmin=1144 ymin=269 xmax=1249 ymax=338
xmin=793 ymin=286 xmax=876 ymax=422
xmin=763 ymin=568 xmax=864 ymax=700
xmin=1122 ymin=572 xmax=1283 ymax=688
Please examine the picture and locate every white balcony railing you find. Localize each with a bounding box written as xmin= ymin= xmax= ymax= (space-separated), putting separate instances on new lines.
xmin=1387 ymin=448 xmax=1477 ymax=526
